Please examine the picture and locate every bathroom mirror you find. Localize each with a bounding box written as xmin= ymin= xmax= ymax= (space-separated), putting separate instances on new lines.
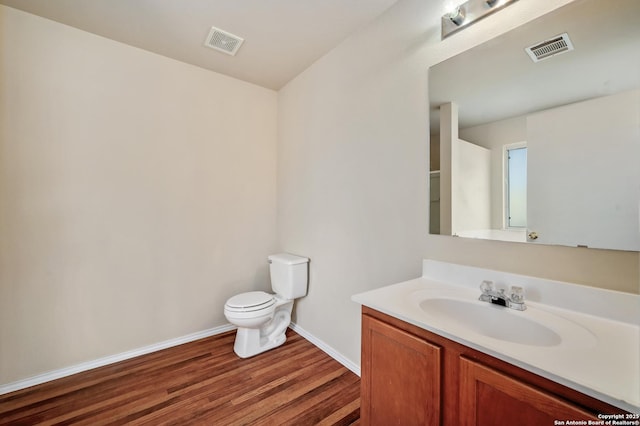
xmin=428 ymin=0 xmax=640 ymax=252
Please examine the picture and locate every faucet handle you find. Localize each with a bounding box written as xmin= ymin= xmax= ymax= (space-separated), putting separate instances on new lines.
xmin=480 ymin=280 xmax=495 ymax=293
xmin=510 ymin=286 xmax=525 ymax=302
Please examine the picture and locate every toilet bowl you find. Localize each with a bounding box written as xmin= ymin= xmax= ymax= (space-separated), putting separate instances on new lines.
xmin=224 ymin=253 xmax=309 ymax=358
xmin=224 ymin=292 xmax=293 ymax=358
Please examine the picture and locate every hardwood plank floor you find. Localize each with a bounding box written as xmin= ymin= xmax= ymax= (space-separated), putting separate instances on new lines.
xmin=0 ymin=329 xmax=361 ymax=425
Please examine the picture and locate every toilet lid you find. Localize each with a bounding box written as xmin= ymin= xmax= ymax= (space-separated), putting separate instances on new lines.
xmin=225 ymin=291 xmax=275 ymax=312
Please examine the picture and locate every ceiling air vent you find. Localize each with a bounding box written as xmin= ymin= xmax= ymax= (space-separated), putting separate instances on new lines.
xmin=204 ymin=26 xmax=244 ymax=56
xmin=525 ymin=33 xmax=574 ymax=63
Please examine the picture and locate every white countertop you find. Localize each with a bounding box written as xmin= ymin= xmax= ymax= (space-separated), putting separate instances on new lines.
xmin=352 ymin=260 xmax=640 ymax=413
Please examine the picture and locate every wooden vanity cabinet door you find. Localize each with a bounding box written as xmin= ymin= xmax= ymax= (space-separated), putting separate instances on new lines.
xmin=361 ymin=314 xmax=442 ymax=426
xmin=459 ymin=357 xmax=597 ymax=426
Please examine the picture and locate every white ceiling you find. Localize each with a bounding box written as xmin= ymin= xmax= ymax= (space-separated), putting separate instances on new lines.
xmin=0 ymin=0 xmax=399 ymax=90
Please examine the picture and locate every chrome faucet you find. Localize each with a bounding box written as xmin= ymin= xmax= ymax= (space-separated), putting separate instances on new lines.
xmin=479 ymin=280 xmax=526 ymax=311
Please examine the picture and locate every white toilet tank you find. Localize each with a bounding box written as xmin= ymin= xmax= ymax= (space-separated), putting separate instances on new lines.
xmin=268 ymin=253 xmax=309 ymax=299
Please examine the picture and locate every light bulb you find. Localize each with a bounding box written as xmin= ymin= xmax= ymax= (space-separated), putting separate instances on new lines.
xmin=448 ymin=7 xmax=466 ymax=26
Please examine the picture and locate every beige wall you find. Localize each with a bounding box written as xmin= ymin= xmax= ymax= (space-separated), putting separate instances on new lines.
xmin=0 ymin=6 xmax=278 ymax=384
xmin=278 ymin=0 xmax=639 ymax=369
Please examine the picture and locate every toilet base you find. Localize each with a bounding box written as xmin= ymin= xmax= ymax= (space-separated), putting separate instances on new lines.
xmin=233 ymin=327 xmax=288 ymax=358
xmin=232 ymin=299 xmax=293 ymax=358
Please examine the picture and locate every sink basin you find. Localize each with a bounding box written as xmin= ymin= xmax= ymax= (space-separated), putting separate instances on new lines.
xmin=419 ymin=298 xmax=563 ymax=347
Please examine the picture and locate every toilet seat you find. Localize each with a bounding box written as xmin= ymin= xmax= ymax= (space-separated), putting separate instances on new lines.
xmin=225 ymin=291 xmax=275 ymax=313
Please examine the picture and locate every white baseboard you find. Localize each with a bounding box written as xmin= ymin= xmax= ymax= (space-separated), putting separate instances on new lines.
xmin=0 ymin=323 xmax=236 ymax=396
xmin=0 ymin=322 xmax=360 ymax=396
xmin=289 ymin=322 xmax=361 ymax=377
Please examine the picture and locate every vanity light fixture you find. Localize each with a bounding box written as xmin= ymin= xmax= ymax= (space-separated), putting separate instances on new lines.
xmin=442 ymin=0 xmax=518 ymax=39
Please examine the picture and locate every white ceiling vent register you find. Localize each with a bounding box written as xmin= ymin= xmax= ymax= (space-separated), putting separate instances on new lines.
xmin=204 ymin=26 xmax=244 ymax=56
xmin=525 ymin=33 xmax=574 ymax=62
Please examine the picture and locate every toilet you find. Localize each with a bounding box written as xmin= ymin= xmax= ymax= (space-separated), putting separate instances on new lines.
xmin=224 ymin=253 xmax=309 ymax=358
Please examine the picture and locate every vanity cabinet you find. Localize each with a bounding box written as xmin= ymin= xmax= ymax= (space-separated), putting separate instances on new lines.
xmin=361 ymin=307 xmax=627 ymax=426
xmin=361 ymin=314 xmax=441 ymax=425
xmin=459 ymin=358 xmax=596 ymax=426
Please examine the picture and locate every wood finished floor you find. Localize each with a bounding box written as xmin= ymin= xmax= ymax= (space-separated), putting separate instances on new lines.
xmin=0 ymin=329 xmax=361 ymax=425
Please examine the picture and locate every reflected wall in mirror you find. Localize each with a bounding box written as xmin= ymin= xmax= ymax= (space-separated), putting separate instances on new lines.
xmin=429 ymin=0 xmax=640 ymax=252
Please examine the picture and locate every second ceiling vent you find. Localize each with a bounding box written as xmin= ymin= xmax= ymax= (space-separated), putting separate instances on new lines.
xmin=204 ymin=26 xmax=244 ymax=56
xmin=525 ymin=33 xmax=574 ymax=62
